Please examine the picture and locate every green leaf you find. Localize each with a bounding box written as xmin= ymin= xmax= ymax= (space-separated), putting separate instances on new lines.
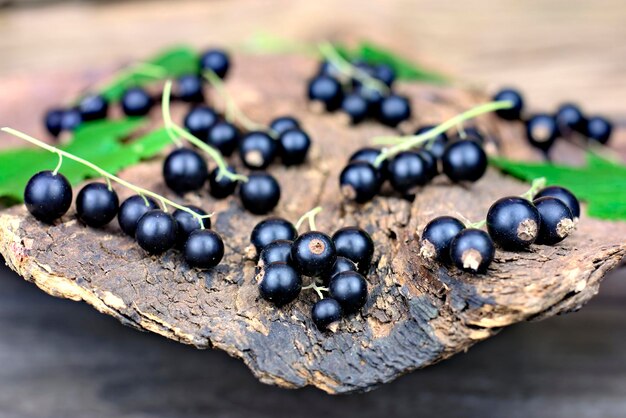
xmin=490 ymin=154 xmax=626 ymax=221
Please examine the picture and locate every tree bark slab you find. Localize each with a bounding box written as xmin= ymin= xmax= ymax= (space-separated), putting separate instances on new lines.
xmin=0 ymin=55 xmax=624 ymax=393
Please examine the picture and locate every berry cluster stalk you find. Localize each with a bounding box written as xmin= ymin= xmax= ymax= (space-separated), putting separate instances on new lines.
xmin=295 ymin=206 xmax=322 ymax=231
xmin=93 ymin=62 xmax=167 ymax=100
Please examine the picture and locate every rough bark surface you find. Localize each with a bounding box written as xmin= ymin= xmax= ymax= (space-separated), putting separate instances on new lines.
xmin=0 ymin=55 xmax=624 ymax=394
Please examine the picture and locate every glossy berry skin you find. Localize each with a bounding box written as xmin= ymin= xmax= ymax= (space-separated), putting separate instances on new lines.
xmin=311 ymin=298 xmax=343 ymax=330
xmin=341 ymin=93 xmax=370 ymax=124
xmin=322 ymin=256 xmax=357 ymax=285
xmin=184 ymin=229 xmax=224 ymax=269
xmin=207 ymin=122 xmax=239 ymax=156
xmin=175 ymin=74 xmax=204 ymax=103
xmin=258 ymin=239 xmax=293 ymax=268
xmin=78 ymin=94 xmax=109 ymax=121
xmin=239 ymin=132 xmax=277 ymax=169
xmin=487 ymin=197 xmax=541 ymax=249
xmin=291 ymin=231 xmax=337 ymax=277
xmin=419 ymin=216 xmax=465 ymax=264
xmin=208 ymin=166 xmax=237 ymax=199
xmin=458 ymin=126 xmax=485 ymax=144
xmin=493 ymin=88 xmax=524 ymax=121
xmin=378 ymin=95 xmax=411 ymax=127
xmin=44 ymin=109 xmax=64 ymax=137
xmin=555 ymin=103 xmax=586 ymax=135
xmin=534 ymin=186 xmax=580 ymax=218
xmin=121 ymin=87 xmax=154 ymax=117
xmin=586 ymin=116 xmax=612 ymax=144
xmin=332 ymin=227 xmax=374 ymax=274
xmin=349 ymin=148 xmax=388 ymax=179
xmin=374 ymin=64 xmax=396 ymax=87
xmin=250 ymin=218 xmax=298 ymax=252
xmin=24 ymin=171 xmax=73 ymax=223
xmin=417 ymin=149 xmax=438 ymax=180
xmin=416 ymin=125 xmax=448 ymax=159
xmin=183 ymin=106 xmax=219 ymax=142
xmin=533 ymin=197 xmax=575 ymax=245
xmin=307 ymin=75 xmax=343 ymax=111
xmin=279 ymin=129 xmax=310 ymax=165
xmin=329 ymin=271 xmax=368 ymax=314
xmin=135 ymin=210 xmax=178 ymax=255
xmin=75 ymin=183 xmax=119 ymax=227
xmin=200 ymin=49 xmax=230 ymax=79
xmin=449 ymin=229 xmax=495 ymax=274
xmin=270 ymin=116 xmax=300 ymax=136
xmin=358 ymin=86 xmax=384 ymax=115
xmin=239 ymin=173 xmax=281 ymax=215
xmin=60 ymin=108 xmax=82 ymax=132
xmin=387 ymin=151 xmax=428 ymax=194
xmin=163 ymin=148 xmax=208 ymax=194
xmin=258 ymin=262 xmax=302 ymax=307
xmin=117 ymin=195 xmax=159 ymax=236
xmin=339 ymin=161 xmax=381 ymax=203
xmin=172 ymin=206 xmax=210 ymax=248
xmin=526 ymin=114 xmax=558 ymax=152
xmin=441 ymin=140 xmax=487 ymax=183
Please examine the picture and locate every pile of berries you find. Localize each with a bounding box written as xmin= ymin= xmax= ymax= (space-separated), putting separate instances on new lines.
xmin=419 ymin=184 xmax=579 ymax=273
xmin=250 ymin=216 xmax=374 ymax=330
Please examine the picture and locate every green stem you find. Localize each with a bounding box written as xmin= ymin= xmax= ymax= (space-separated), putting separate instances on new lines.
xmin=520 ymin=177 xmax=547 ymax=201
xmin=96 ymin=62 xmax=167 ymax=98
xmin=295 ymin=206 xmax=322 ymax=231
xmin=372 ymin=100 xmax=513 ymax=167
xmin=301 ymin=279 xmax=328 ymax=299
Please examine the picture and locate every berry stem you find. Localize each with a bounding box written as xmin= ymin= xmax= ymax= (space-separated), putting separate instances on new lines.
xmin=295 ymin=206 xmax=322 ymax=232
xmin=1 ymin=127 xmax=212 ymax=228
xmin=520 ymin=177 xmax=547 ymax=201
xmin=302 ymin=279 xmax=328 ymax=299
xmin=53 ymin=153 xmax=63 ymax=176
xmin=372 ymin=100 xmax=514 ymax=167
xmin=94 ymin=62 xmax=167 ymax=100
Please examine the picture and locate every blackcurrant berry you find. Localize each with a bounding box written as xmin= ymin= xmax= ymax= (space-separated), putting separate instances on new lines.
xmin=78 ymin=94 xmax=109 ymax=121
xmin=449 ymin=228 xmax=495 ymax=274
xmin=378 ymin=95 xmax=411 ymax=127
xmin=534 ymin=186 xmax=580 ymax=218
xmin=585 ymin=116 xmax=612 ymax=144
xmin=175 ymin=74 xmax=204 ymax=103
xmin=208 ymin=166 xmax=238 ymax=199
xmin=492 ymin=88 xmax=524 ymax=121
xmin=75 ymin=182 xmax=119 ymax=228
xmin=387 ymin=151 xmax=429 ymax=194
xmin=258 ymin=262 xmax=302 ymax=306
xmin=239 ymin=173 xmax=281 ymax=214
xmin=358 ymin=86 xmax=384 ymax=115
xmin=487 ymin=196 xmax=541 ymax=249
xmin=60 ymin=108 xmax=82 ymax=132
xmin=419 ymin=216 xmax=466 ymax=264
xmin=415 ymin=125 xmax=448 ymax=159
xmin=555 ymin=103 xmax=586 ymax=136
xmin=118 ymin=195 xmax=159 ymax=236
xmin=417 ymin=149 xmax=438 ymax=179
xmin=207 ymin=122 xmax=239 ymax=156
xmin=200 ymin=49 xmax=230 ymax=79
xmin=44 ymin=108 xmax=64 ymax=137
xmin=239 ymin=131 xmax=278 ymax=169
xmin=278 ymin=128 xmax=310 ymax=166
xmin=341 ymin=93 xmax=370 ymax=124
xmin=317 ymin=61 xmax=342 ymax=79
xmin=458 ymin=126 xmax=485 ymax=144
xmin=332 ymin=227 xmax=374 ymax=274
xmin=349 ymin=148 xmax=388 ymax=179
xmin=172 ymin=206 xmax=210 ymax=248
xmin=441 ymin=140 xmax=487 ymax=183
xmin=329 ymin=271 xmax=368 ymax=314
xmin=258 ymin=239 xmax=293 ymax=268
xmin=250 ymin=217 xmax=298 ymax=252
xmin=533 ymin=197 xmax=575 ymax=245
xmin=307 ymin=75 xmax=343 ymax=111
xmin=184 ymin=229 xmax=224 ymax=269
xmin=322 ymin=256 xmax=357 ymax=285
xmin=339 ymin=161 xmax=381 ymax=203
xmin=183 ymin=106 xmax=218 ymax=142
xmin=24 ymin=170 xmax=73 ymax=223
xmin=373 ymin=64 xmax=396 ymax=87
xmin=311 ymin=298 xmax=343 ymax=330
xmin=525 ymin=114 xmax=558 ymax=152
xmin=135 ymin=210 xmax=178 ymax=255
xmin=121 ymin=87 xmax=154 ymax=117
xmin=291 ymin=231 xmax=337 ymax=277
xmin=163 ymin=148 xmax=208 ymax=194
xmin=269 ymin=116 xmax=300 ymax=137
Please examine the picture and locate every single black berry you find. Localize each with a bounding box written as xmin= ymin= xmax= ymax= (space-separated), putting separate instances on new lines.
xmin=341 ymin=93 xmax=370 ymax=124
xmin=534 ymin=186 xmax=580 ymax=218
xmin=121 ymin=87 xmax=154 ymax=117
xmin=493 ymin=88 xmax=524 ymax=120
xmin=175 ymin=74 xmax=204 ymax=103
xmin=78 ymin=94 xmax=109 ymax=121
xmin=358 ymin=86 xmax=384 ymax=115
xmin=307 ymin=75 xmax=343 ymax=111
xmin=415 ymin=125 xmax=448 ymax=159
xmin=135 ymin=210 xmax=178 ymax=255
xmin=183 ymin=106 xmax=219 ymax=141
xmin=278 ymin=128 xmax=310 ymax=166
xmin=458 ymin=126 xmax=485 ymax=144
xmin=250 ymin=217 xmax=298 ymax=252
xmin=172 ymin=206 xmax=210 ymax=248
xmin=533 ymin=197 xmax=575 ymax=245
xmin=585 ymin=116 xmax=612 ymax=144
xmin=239 ymin=173 xmax=281 ymax=214
xmin=239 ymin=131 xmax=278 ymax=169
xmin=419 ymin=216 xmax=466 ymax=264
xmin=291 ymin=231 xmax=337 ymax=277
xmin=386 ymin=151 xmax=428 ymax=194
xmin=339 ymin=161 xmax=381 ymax=203
xmin=44 ymin=108 xmax=64 ymax=137
xmin=449 ymin=228 xmax=495 ymax=274
xmin=441 ymin=140 xmax=488 ymax=183
xmin=329 ymin=271 xmax=368 ymax=314
xmin=269 ymin=116 xmax=300 ymax=136
xmin=258 ymin=239 xmax=293 ymax=268
xmin=526 ymin=114 xmax=558 ymax=152
xmin=311 ymin=298 xmax=343 ymax=330
xmin=555 ymin=103 xmax=586 ymax=136
xmin=258 ymin=262 xmax=302 ymax=306
xmin=24 ymin=170 xmax=73 ymax=223
xmin=417 ymin=149 xmax=438 ymax=180
xmin=207 ymin=122 xmax=239 ymax=156
xmin=60 ymin=108 xmax=82 ymax=132
xmin=118 ymin=195 xmax=159 ymax=236
xmin=378 ymin=94 xmax=411 ymax=127
xmin=487 ymin=196 xmax=541 ymax=249
xmin=332 ymin=227 xmax=374 ymax=274
xmin=75 ymin=182 xmax=119 ymax=228
xmin=163 ymin=148 xmax=208 ymax=194
xmin=322 ymin=256 xmax=357 ymax=285
xmin=349 ymin=148 xmax=388 ymax=179
xmin=208 ymin=166 xmax=238 ymax=199
xmin=184 ymin=229 xmax=224 ymax=269
xmin=373 ymin=64 xmax=396 ymax=87
xmin=200 ymin=49 xmax=230 ymax=79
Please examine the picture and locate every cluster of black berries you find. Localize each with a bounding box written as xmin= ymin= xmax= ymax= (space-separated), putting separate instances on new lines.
xmin=419 ymin=185 xmax=579 ymax=274
xmin=492 ymin=88 xmax=613 ymax=154
xmin=250 ymin=218 xmax=374 ymax=330
xmin=23 ymin=171 xmax=223 ymax=269
xmin=339 ymin=127 xmax=489 ymax=203
xmin=307 ymin=60 xmax=412 ymax=127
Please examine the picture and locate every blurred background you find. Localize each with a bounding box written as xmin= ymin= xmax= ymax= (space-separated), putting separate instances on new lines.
xmin=0 ymin=0 xmax=625 ymax=417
